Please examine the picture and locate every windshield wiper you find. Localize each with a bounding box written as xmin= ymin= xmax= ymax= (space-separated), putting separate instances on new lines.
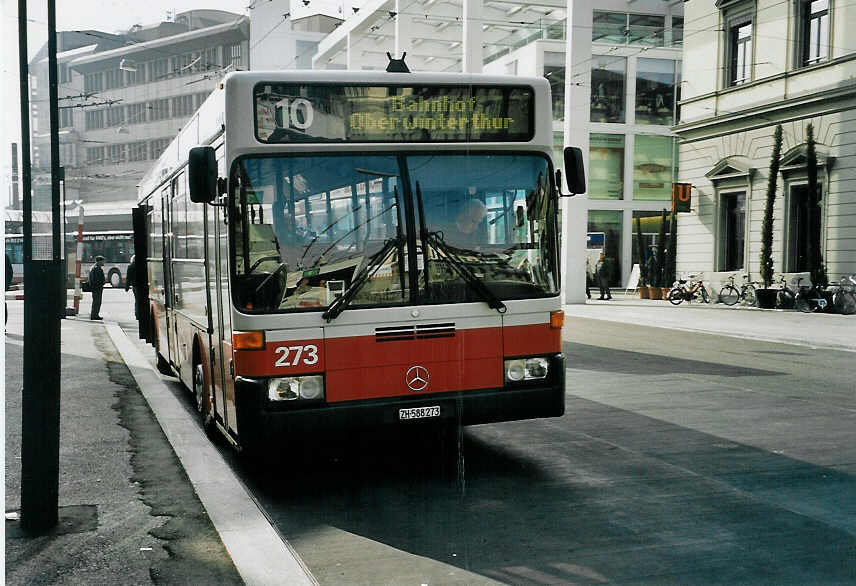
xmin=413 ymin=180 xmax=506 ymax=314
xmin=423 ymin=231 xmax=507 ymax=314
xmin=322 ymin=235 xmax=404 ymax=322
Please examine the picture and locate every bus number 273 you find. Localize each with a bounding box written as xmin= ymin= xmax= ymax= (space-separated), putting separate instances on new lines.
xmin=274 ymin=344 xmax=319 ymax=367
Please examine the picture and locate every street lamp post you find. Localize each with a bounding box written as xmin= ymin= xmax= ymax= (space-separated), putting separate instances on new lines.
xmin=19 ymin=0 xmax=64 ymax=535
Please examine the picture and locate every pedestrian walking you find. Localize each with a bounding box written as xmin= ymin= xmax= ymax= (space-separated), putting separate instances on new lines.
xmin=89 ymin=255 xmax=106 ymax=320
xmin=585 ymin=256 xmax=592 ymax=299
xmin=125 ymin=255 xmax=137 ymax=318
xmin=596 ymin=252 xmax=612 ymax=300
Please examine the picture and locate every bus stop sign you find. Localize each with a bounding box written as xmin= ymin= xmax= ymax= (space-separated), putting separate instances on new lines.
xmin=673 ymin=182 xmax=692 ymax=213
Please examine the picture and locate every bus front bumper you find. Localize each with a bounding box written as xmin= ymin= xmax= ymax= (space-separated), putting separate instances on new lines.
xmin=234 ymin=353 xmax=565 ymax=443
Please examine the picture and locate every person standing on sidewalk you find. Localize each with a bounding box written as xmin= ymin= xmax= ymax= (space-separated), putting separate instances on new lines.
xmin=125 ymin=255 xmax=137 ymax=318
xmin=89 ymin=255 xmax=106 ymax=320
xmin=596 ymin=252 xmax=612 ymax=300
xmin=585 ymin=256 xmax=592 ymax=299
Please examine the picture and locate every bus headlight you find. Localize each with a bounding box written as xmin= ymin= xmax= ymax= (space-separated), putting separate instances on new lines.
xmin=504 ymin=357 xmax=550 ymax=384
xmin=268 ymin=376 xmax=324 ymax=402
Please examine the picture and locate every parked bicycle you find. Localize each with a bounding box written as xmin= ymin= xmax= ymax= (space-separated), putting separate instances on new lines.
xmin=794 ymin=277 xmax=829 ymax=313
xmin=718 ymin=274 xmax=756 ymax=306
xmin=831 ymin=274 xmax=856 ymax=315
xmin=775 ymin=275 xmax=797 ymax=309
xmin=667 ymin=274 xmax=710 ymax=305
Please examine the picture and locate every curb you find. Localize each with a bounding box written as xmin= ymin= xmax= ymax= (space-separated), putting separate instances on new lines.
xmin=104 ymin=323 xmax=317 ymax=586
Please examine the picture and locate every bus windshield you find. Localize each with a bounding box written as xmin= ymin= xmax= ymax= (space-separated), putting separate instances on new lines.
xmin=231 ymin=152 xmax=558 ymax=313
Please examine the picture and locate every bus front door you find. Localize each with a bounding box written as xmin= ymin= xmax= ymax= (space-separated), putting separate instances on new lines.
xmin=206 ymin=196 xmax=230 ymax=432
xmin=162 ymin=188 xmax=175 ymax=366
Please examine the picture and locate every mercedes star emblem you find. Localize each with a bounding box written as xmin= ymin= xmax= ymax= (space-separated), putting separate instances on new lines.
xmin=405 ymin=365 xmax=429 ymax=392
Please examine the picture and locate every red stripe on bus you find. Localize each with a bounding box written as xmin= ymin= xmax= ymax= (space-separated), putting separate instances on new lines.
xmin=233 ymin=338 xmax=325 ymax=377
xmin=326 ymin=326 xmax=500 ymax=370
xmin=503 ymin=323 xmax=560 ymax=356
xmin=230 ymin=324 xmax=557 ymax=401
xmin=325 ymin=327 xmax=502 ymax=402
xmin=326 ymin=357 xmax=501 ymax=403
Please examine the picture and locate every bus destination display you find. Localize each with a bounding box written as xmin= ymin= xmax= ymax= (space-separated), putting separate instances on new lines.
xmin=255 ymin=84 xmax=533 ymax=143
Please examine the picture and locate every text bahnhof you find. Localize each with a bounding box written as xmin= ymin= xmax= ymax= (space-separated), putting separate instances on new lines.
xmin=350 ymin=95 xmax=516 ymax=132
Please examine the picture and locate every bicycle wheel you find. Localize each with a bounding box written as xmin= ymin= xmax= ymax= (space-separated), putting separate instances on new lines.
xmin=833 ymin=291 xmax=856 ymax=315
xmin=777 ymin=289 xmax=795 ymax=309
xmin=742 ymin=285 xmax=756 ymax=306
xmin=667 ymin=288 xmax=684 ymax=305
xmin=719 ymin=285 xmax=739 ymax=305
xmin=700 ymin=285 xmax=710 ymax=303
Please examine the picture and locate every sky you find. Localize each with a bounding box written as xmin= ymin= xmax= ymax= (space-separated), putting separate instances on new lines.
xmin=1 ymin=0 xmax=251 ymax=207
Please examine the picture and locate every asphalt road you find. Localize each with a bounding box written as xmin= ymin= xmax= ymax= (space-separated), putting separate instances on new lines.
xmin=122 ymin=305 xmax=856 ymax=585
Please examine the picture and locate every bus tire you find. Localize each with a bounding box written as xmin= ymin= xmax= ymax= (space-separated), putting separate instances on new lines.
xmin=108 ymin=268 xmax=121 ymax=288
xmin=193 ymin=344 xmax=215 ymax=438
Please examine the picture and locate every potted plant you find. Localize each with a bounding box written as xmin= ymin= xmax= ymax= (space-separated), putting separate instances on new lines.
xmin=805 ymin=123 xmax=831 ymax=310
xmin=757 ymin=125 xmax=783 ymax=309
xmin=635 ymin=217 xmax=649 ymax=298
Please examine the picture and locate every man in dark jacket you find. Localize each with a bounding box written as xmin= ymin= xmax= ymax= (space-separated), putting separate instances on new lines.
xmin=596 ymin=252 xmax=612 ymax=300
xmin=89 ymin=255 xmax=106 ymax=320
xmin=125 ymin=255 xmax=137 ymax=318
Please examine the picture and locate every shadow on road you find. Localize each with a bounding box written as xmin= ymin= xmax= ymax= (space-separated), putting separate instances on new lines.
xmin=243 ymin=403 xmax=856 ymax=585
xmin=563 ymin=341 xmax=784 ymax=377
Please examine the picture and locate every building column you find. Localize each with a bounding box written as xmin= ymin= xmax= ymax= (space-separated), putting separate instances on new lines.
xmin=561 ymin=0 xmax=592 ymax=304
xmin=462 ymin=0 xmax=483 ymax=73
xmin=346 ymin=33 xmax=360 ymax=70
xmin=394 ymin=0 xmax=411 ymax=60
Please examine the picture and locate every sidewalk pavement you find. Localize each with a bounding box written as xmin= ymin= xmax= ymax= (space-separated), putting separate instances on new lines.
xmin=4 ymin=307 xmax=245 ymax=584
xmin=565 ymin=293 xmax=856 ymax=353
xmin=6 ymin=292 xmax=317 ymax=585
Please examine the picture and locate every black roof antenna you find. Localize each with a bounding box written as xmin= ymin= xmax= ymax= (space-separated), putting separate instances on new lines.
xmin=386 ymin=52 xmax=410 ymax=73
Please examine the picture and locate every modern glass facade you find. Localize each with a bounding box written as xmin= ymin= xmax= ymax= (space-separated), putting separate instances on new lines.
xmin=585 ymin=49 xmax=681 ymax=288
xmin=591 ymin=56 xmax=626 ymax=123
xmin=633 ymin=135 xmax=677 ymax=201
xmin=587 ymin=210 xmax=623 ymax=287
xmin=589 ymin=134 xmax=625 ymax=200
xmin=635 ymin=58 xmax=677 ymax=126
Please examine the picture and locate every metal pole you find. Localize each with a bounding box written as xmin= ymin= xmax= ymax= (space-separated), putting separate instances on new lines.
xmin=73 ymin=206 xmax=84 ymax=315
xmin=20 ymin=0 xmax=63 ymax=535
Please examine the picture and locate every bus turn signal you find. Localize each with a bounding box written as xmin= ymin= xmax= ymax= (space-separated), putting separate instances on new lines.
xmin=550 ymin=310 xmax=564 ymax=329
xmin=233 ymin=330 xmax=265 ymax=350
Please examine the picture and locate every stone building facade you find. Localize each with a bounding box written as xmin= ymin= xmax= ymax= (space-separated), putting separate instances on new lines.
xmin=674 ymin=0 xmax=855 ymax=286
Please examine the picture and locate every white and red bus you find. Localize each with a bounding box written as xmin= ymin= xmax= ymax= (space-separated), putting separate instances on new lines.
xmin=135 ymin=68 xmax=584 ymax=452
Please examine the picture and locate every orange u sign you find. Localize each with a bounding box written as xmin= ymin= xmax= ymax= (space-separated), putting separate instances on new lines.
xmin=672 ymin=182 xmax=692 ymax=213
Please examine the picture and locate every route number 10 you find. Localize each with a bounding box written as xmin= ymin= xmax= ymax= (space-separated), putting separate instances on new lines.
xmin=274 ymin=98 xmax=314 ymax=131
xmin=274 ymin=344 xmax=319 ymax=367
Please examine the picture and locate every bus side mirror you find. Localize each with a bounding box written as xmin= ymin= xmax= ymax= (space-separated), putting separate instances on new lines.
xmin=560 ymin=146 xmax=586 ymax=197
xmin=189 ymin=146 xmax=218 ymax=204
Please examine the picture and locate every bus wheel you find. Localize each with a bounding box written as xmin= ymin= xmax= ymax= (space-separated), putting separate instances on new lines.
xmin=108 ymin=269 xmax=121 ymax=288
xmin=193 ymin=360 xmax=215 ymax=436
